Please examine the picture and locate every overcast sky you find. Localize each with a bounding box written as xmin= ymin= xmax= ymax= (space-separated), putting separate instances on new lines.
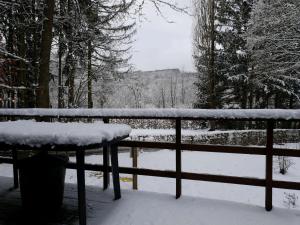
xmin=131 ymin=0 xmax=195 ymax=72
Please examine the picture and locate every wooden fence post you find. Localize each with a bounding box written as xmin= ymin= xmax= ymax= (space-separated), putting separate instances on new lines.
xmin=176 ymin=118 xmax=182 ymax=199
xmin=131 ymin=147 xmax=138 ymax=190
xmin=265 ymin=120 xmax=274 ymax=211
xmin=103 ymin=118 xmax=110 ymax=190
xmin=12 ymin=149 xmax=19 ymax=188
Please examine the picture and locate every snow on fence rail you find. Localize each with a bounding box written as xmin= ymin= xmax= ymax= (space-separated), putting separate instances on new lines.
xmin=1 ymin=108 xmax=300 ymax=212
xmin=0 ymin=108 xmax=300 ymax=120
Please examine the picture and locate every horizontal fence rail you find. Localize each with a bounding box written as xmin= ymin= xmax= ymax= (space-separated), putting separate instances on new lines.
xmin=1 ymin=108 xmax=300 ymax=211
xmin=1 ymin=108 xmax=300 ymax=121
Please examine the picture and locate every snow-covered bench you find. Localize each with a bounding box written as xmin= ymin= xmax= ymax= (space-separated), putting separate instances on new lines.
xmin=0 ymin=120 xmax=131 ymax=225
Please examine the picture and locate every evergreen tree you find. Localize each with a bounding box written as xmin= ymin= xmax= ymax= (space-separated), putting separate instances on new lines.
xmin=193 ymin=0 xmax=253 ymax=110
xmin=216 ymin=0 xmax=253 ymax=109
xmin=246 ymin=0 xmax=300 ymax=109
xmin=193 ymin=0 xmax=220 ymax=109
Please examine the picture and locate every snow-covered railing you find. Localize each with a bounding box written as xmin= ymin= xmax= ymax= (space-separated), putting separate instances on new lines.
xmin=0 ymin=108 xmax=300 ymax=120
xmin=1 ymin=108 xmax=300 ymax=212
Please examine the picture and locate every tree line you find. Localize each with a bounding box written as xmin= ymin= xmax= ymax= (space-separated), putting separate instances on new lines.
xmin=193 ymin=0 xmax=300 ymax=110
xmin=0 ymin=0 xmax=187 ymax=108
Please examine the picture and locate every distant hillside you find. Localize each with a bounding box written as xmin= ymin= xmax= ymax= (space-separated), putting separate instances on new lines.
xmin=131 ymin=69 xmax=196 ymax=80
xmin=49 ymin=62 xmax=198 ymax=108
xmin=108 ymin=69 xmax=197 ymax=108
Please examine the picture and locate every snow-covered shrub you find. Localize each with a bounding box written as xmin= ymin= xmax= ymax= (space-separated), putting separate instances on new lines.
xmin=275 ymin=156 xmax=294 ymax=175
xmin=283 ymin=192 xmax=298 ymax=209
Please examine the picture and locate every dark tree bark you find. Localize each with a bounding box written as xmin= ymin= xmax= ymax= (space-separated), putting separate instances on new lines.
xmin=58 ymin=0 xmax=65 ymax=108
xmin=87 ymin=40 xmax=93 ymax=108
xmin=208 ymin=0 xmax=216 ymax=110
xmin=37 ymin=0 xmax=55 ymax=108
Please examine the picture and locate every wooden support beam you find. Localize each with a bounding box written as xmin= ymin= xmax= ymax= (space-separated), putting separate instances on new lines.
xmin=12 ymin=149 xmax=19 ymax=189
xmin=131 ymin=147 xmax=138 ymax=190
xmin=76 ymin=150 xmax=86 ymax=225
xmin=265 ymin=120 xmax=274 ymax=211
xmin=103 ymin=118 xmax=110 ymax=190
xmin=110 ymin=144 xmax=121 ymax=200
xmin=176 ymin=118 xmax=182 ymax=199
xmin=119 ymin=140 xmax=176 ymax=149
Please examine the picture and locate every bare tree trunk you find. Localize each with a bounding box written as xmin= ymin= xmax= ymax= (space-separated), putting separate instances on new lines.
xmin=208 ymin=0 xmax=216 ymax=109
xmin=161 ymin=87 xmax=166 ymax=108
xmin=58 ymin=0 xmax=65 ymax=108
xmin=180 ymin=74 xmax=185 ymax=105
xmin=6 ymin=8 xmax=14 ymax=108
xmin=170 ymin=76 xmax=177 ymax=108
xmin=67 ymin=61 xmax=75 ymax=107
xmin=58 ymin=34 xmax=64 ymax=108
xmin=208 ymin=0 xmax=216 ymax=131
xmin=65 ymin=0 xmax=75 ymax=108
xmin=37 ymin=0 xmax=55 ymax=108
xmin=17 ymin=29 xmax=26 ymax=107
xmin=87 ymin=40 xmax=93 ymax=108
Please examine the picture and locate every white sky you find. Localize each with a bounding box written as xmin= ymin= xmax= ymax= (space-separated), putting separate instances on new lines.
xmin=130 ymin=0 xmax=195 ymax=72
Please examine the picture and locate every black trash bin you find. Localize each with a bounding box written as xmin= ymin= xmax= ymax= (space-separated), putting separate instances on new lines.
xmin=18 ymin=153 xmax=69 ymax=216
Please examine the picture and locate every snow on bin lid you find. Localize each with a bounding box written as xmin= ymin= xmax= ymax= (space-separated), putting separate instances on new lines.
xmin=0 ymin=108 xmax=300 ymax=120
xmin=0 ymin=120 xmax=131 ymax=147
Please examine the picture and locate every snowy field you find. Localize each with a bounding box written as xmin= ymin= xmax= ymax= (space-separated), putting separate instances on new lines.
xmin=67 ymin=142 xmax=300 ymax=210
xmin=0 ymin=144 xmax=299 ymax=211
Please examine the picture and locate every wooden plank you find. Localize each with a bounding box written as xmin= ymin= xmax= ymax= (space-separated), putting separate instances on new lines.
xmin=121 ymin=141 xmax=300 ymax=157
xmin=119 ymin=140 xmax=176 ymax=149
xmin=66 ymin=163 xmax=266 ymax=187
xmin=181 ymin=172 xmax=265 ymax=187
xmin=120 ymin=166 xmax=175 ymax=178
xmin=66 ymin=162 xmax=175 ymax=178
xmin=273 ymin=148 xmax=300 ymax=157
xmin=181 ymin=144 xmax=266 ymax=155
xmin=265 ymin=121 xmax=274 ymax=211
xmin=176 ymin=119 xmax=182 ymax=199
xmin=103 ymin=118 xmax=110 ymax=190
xmin=273 ymin=180 xmax=300 ymax=190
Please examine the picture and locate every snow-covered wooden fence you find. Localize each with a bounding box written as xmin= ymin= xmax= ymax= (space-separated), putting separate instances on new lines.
xmin=1 ymin=108 xmax=300 ymax=212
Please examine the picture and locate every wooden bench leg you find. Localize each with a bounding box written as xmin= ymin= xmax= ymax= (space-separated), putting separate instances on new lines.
xmin=12 ymin=149 xmax=19 ymax=189
xmin=110 ymin=144 xmax=121 ymax=200
xmin=103 ymin=145 xmax=110 ymax=190
xmin=76 ymin=151 xmax=86 ymax=225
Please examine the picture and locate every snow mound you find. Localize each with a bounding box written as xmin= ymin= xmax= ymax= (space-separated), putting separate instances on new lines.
xmin=0 ymin=120 xmax=131 ymax=147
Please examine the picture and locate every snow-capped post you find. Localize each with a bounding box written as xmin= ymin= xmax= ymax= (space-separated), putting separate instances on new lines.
xmin=176 ymin=118 xmax=182 ymax=199
xmin=103 ymin=118 xmax=110 ymax=190
xmin=265 ymin=120 xmax=274 ymax=211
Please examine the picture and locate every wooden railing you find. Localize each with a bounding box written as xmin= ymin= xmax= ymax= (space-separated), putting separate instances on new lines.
xmin=1 ymin=108 xmax=300 ymax=211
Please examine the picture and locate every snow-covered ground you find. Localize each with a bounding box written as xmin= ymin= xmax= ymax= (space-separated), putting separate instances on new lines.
xmin=86 ymin=187 xmax=300 ymax=225
xmin=0 ymin=143 xmax=299 ymax=211
xmin=1 ymin=176 xmax=300 ymax=225
xmin=68 ymin=142 xmax=300 ymax=210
